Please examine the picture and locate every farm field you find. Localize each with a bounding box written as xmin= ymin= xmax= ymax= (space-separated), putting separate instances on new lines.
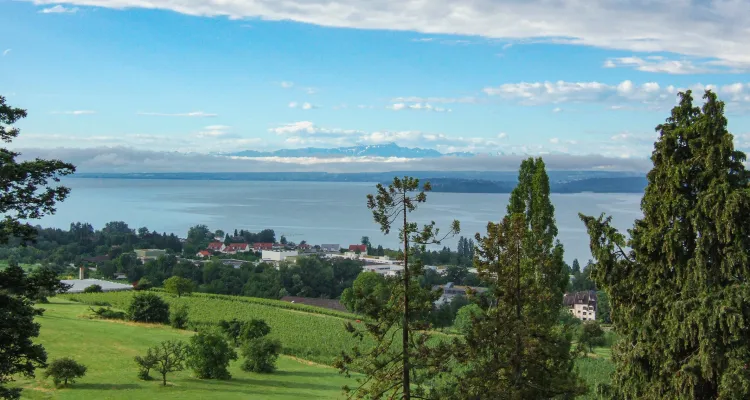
xmin=13 ymin=300 xmax=357 ymax=399
xmin=62 ymin=291 xmax=368 ymax=365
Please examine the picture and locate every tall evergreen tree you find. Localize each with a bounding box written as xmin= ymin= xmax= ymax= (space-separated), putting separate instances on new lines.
xmin=440 ymin=158 xmax=586 ymax=399
xmin=0 ymin=96 xmax=74 ymax=400
xmin=581 ymin=90 xmax=750 ymax=399
xmin=336 ymin=177 xmax=459 ymax=400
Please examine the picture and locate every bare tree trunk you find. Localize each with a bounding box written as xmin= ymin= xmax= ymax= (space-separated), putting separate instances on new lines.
xmin=402 ymin=198 xmax=410 ymax=400
xmin=514 ymin=240 xmax=522 ymax=389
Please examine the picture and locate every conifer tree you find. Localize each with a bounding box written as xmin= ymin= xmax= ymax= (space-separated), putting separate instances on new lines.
xmin=441 ymin=158 xmax=586 ymax=399
xmin=336 ymin=176 xmax=459 ymax=400
xmin=581 ymin=90 xmax=750 ymax=399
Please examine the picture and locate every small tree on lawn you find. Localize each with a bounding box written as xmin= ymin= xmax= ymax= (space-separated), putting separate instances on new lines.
xmin=43 ymin=358 xmax=87 ymax=387
xmin=187 ymin=332 xmax=237 ymax=380
xmin=163 ymin=276 xmax=194 ymax=297
xmin=241 ymin=337 xmax=282 ymax=373
xmin=83 ymin=284 xmax=102 ymax=293
xmin=134 ymin=350 xmax=158 ymax=380
xmin=138 ymin=340 xmax=188 ymax=386
xmin=578 ymin=321 xmax=605 ymax=355
xmin=128 ymin=292 xmax=170 ymax=324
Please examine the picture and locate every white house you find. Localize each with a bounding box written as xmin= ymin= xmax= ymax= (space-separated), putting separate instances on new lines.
xmin=261 ymin=250 xmax=298 ymax=263
xmin=432 ymin=282 xmax=488 ymax=306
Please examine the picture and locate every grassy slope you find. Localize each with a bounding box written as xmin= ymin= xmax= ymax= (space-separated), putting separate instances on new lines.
xmin=57 ymin=291 xmax=614 ymax=398
xmin=14 ymin=300 xmax=357 ymax=400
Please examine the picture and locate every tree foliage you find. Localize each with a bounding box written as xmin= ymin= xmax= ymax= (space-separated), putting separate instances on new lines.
xmin=163 ymin=276 xmax=195 ymax=297
xmin=336 ymin=176 xmax=459 ymax=400
xmin=136 ymin=340 xmax=188 ymax=386
xmin=169 ymin=304 xmax=189 ymax=329
xmin=127 ymin=292 xmax=170 ymax=324
xmin=578 ymin=321 xmax=605 ymax=355
xmin=241 ymin=337 xmax=282 ymax=373
xmin=340 ymin=271 xmax=390 ymax=315
xmin=0 ymin=264 xmax=69 ymax=399
xmin=187 ymin=332 xmax=237 ymax=380
xmin=441 ymin=158 xmax=586 ymax=399
xmin=0 ymin=95 xmax=75 ymax=245
xmin=581 ymin=90 xmax=750 ymax=399
xmin=43 ymin=358 xmax=87 ymax=387
xmin=453 ymin=303 xmax=483 ymax=336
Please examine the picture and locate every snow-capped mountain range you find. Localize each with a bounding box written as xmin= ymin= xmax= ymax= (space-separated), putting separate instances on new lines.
xmin=224 ymin=143 xmax=476 ymax=158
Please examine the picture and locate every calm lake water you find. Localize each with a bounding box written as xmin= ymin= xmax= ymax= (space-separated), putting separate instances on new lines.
xmin=37 ymin=178 xmax=644 ymax=263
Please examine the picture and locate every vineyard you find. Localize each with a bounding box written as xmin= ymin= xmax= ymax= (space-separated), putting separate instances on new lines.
xmin=63 ymin=291 xmax=369 ymax=365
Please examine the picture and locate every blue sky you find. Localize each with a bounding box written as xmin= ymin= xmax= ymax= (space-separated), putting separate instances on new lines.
xmin=2 ymin=0 xmax=750 ymax=171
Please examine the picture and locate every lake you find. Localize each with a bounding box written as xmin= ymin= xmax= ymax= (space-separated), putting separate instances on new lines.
xmin=37 ymin=178 xmax=644 ymax=263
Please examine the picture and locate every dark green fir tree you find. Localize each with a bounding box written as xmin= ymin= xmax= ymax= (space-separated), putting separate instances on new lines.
xmin=581 ymin=90 xmax=750 ymax=399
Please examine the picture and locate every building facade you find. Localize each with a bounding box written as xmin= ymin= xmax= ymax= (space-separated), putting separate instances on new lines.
xmin=563 ymin=290 xmax=597 ymax=321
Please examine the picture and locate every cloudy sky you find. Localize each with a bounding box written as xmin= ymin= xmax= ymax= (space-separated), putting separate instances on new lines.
xmin=2 ymin=0 xmax=750 ymax=171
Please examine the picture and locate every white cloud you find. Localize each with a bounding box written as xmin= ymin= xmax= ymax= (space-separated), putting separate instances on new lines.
xmin=40 ymin=5 xmax=78 ymax=13
xmin=137 ymin=111 xmax=217 ymax=117
xmin=483 ymin=80 xmax=750 ymax=108
xmin=24 ymin=0 xmax=750 ymax=68
xmin=497 ymin=132 xmax=508 ymax=139
xmin=288 ymin=102 xmax=298 ymax=108
xmin=52 ymin=110 xmax=96 ymax=115
xmin=2 ymin=49 xmax=10 ymax=56
xmin=552 ymin=107 xmax=563 ymax=113
xmin=549 ymin=137 xmax=560 ymax=144
xmin=304 ymin=87 xmax=318 ymax=95
xmin=603 ymin=56 xmax=717 ymax=74
xmin=388 ymin=103 xmax=451 ymax=112
xmin=302 ymin=102 xmax=316 ymax=110
xmin=280 ymin=81 xmax=294 ymax=88
xmin=502 ymin=43 xmax=513 ymax=50
xmin=411 ymin=38 xmax=434 ymax=42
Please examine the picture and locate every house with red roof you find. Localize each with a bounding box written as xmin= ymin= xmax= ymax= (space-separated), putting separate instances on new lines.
xmin=349 ymin=244 xmax=367 ymax=253
xmin=207 ymin=241 xmax=225 ymax=252
xmin=253 ymin=242 xmax=274 ymax=251
xmin=224 ymin=243 xmax=250 ymax=254
xmin=196 ymin=250 xmax=211 ymax=258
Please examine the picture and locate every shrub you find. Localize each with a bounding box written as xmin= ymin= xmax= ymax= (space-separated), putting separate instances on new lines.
xmin=43 ymin=358 xmax=87 ymax=387
xmin=241 ymin=337 xmax=281 ymax=373
xmin=170 ymin=304 xmax=189 ymax=329
xmin=83 ymin=284 xmax=103 ymax=293
xmin=134 ymin=352 xmax=158 ymax=381
xmin=127 ymin=292 xmax=169 ymax=324
xmin=135 ymin=277 xmax=153 ymax=291
xmin=187 ymin=332 xmax=237 ymax=380
xmin=453 ymin=303 xmax=484 ymax=335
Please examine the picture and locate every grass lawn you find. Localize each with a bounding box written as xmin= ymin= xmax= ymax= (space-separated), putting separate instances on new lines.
xmin=13 ymin=299 xmax=357 ymax=399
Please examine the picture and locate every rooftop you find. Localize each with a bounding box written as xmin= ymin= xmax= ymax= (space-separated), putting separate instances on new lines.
xmin=61 ymin=279 xmax=133 ymax=293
